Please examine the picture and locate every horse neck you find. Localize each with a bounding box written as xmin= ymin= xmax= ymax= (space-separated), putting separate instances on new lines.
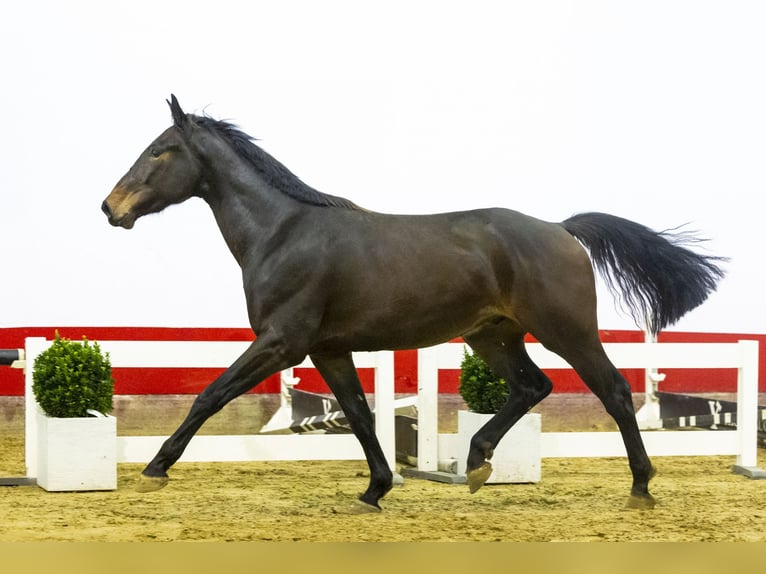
xmin=201 ymin=164 xmax=301 ymax=267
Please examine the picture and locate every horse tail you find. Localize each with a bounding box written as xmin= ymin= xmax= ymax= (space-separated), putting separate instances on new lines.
xmin=560 ymin=212 xmax=727 ymax=335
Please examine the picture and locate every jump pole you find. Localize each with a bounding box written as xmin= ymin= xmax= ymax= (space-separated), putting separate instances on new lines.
xmin=0 ymin=349 xmax=24 ymax=368
xmin=0 ymin=349 xmax=36 ymax=486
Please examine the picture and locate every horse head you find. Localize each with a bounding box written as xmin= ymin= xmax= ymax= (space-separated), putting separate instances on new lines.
xmin=101 ymin=95 xmax=204 ymax=229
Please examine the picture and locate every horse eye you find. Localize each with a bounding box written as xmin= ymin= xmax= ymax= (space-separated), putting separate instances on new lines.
xmin=149 ymin=146 xmax=162 ymax=158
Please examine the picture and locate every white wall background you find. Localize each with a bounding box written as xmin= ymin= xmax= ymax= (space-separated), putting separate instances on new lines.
xmin=1 ymin=1 xmax=764 ymax=334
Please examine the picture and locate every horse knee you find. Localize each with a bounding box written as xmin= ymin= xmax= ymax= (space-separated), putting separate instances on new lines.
xmin=531 ymin=374 xmax=553 ymax=401
xmin=182 ymin=392 xmax=217 ymax=421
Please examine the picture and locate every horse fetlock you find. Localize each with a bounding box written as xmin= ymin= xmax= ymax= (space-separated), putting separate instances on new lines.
xmin=629 ymin=464 xmax=657 ymax=494
xmin=469 ymin=437 xmax=495 ymax=460
xmin=364 ymin=479 xmax=393 ymax=506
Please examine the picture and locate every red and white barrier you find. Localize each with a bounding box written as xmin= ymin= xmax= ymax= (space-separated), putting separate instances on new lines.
xmin=21 ymin=338 xmax=396 ymax=481
xmin=11 ymin=337 xmax=764 ymax=485
xmin=416 ymin=340 xmax=763 ymax=478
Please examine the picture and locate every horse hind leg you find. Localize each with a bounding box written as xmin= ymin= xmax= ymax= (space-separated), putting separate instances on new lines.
xmin=520 ymin=239 xmax=656 ymax=508
xmin=462 ymin=323 xmax=553 ymax=494
xmin=556 ymin=342 xmax=657 ymax=509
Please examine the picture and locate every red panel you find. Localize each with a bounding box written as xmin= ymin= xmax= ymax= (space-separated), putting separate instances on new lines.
xmin=435 ymin=367 xmax=645 ymax=393
xmin=1 ymin=327 xmax=763 ymax=395
xmin=293 ymin=368 xmax=376 ymax=393
xmin=0 ymin=327 xmax=254 ymax=397
xmin=112 ymin=368 xmax=281 ymax=395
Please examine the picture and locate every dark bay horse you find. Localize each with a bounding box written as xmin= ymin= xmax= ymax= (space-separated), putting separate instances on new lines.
xmin=102 ymin=95 xmax=725 ymax=511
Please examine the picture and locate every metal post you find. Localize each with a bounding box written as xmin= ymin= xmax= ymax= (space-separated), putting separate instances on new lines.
xmin=636 ymin=329 xmax=664 ymax=429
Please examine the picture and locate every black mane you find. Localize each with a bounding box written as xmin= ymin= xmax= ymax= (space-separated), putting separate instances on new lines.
xmin=193 ymin=115 xmax=362 ymax=210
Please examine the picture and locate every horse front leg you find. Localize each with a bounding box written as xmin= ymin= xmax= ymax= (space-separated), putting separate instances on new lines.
xmin=310 ymin=352 xmax=394 ymax=513
xmin=137 ymin=336 xmax=299 ymax=492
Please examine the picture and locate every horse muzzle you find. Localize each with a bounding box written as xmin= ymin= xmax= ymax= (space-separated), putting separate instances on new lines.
xmin=101 ymin=198 xmax=136 ymax=229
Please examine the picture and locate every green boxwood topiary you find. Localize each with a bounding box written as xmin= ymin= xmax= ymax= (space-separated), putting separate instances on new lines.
xmin=458 ymin=347 xmax=509 ymax=414
xmin=32 ymin=332 xmax=114 ymax=418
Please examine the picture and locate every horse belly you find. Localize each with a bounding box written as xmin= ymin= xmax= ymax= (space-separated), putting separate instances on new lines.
xmin=314 ymin=277 xmax=500 ymax=352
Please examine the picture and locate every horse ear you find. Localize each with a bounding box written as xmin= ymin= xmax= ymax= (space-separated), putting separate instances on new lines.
xmin=167 ymin=94 xmax=189 ymax=130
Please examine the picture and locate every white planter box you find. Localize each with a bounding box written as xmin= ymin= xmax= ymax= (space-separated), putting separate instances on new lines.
xmin=456 ymin=411 xmax=541 ymax=483
xmin=36 ymin=411 xmax=117 ymax=491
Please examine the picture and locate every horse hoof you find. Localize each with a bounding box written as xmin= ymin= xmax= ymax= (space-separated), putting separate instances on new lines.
xmin=333 ymin=500 xmax=382 ymax=515
xmin=466 ymin=462 xmax=493 ymax=494
xmin=625 ymin=493 xmax=656 ymax=510
xmin=135 ymin=474 xmax=169 ymax=493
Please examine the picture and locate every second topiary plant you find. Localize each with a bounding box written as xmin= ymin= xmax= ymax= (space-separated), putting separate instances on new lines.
xmin=458 ymin=347 xmax=509 ymax=414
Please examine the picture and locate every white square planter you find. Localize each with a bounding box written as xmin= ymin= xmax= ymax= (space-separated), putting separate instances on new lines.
xmin=456 ymin=411 xmax=541 ymax=483
xmin=36 ymin=411 xmax=117 ymax=491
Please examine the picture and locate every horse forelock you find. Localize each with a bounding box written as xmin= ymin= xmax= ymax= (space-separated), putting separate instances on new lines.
xmin=188 ymin=114 xmax=362 ymax=210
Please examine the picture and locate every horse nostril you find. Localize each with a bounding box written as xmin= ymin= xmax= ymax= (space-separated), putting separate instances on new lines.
xmin=101 ymin=200 xmax=112 ymax=218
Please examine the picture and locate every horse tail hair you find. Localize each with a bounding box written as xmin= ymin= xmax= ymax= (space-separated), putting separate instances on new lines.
xmin=560 ymin=212 xmax=727 ymax=336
